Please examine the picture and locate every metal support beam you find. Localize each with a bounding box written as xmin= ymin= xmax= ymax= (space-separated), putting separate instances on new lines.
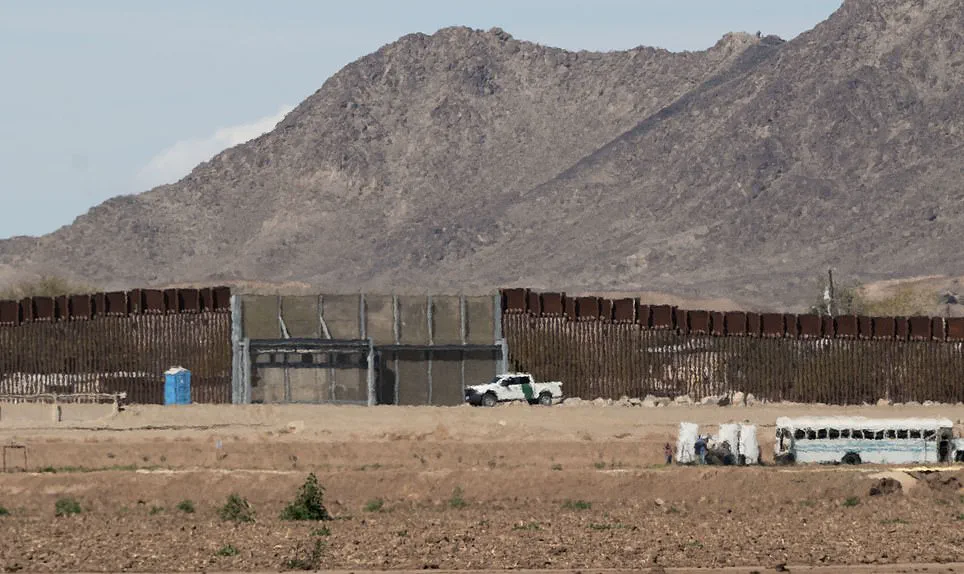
xmin=366 ymin=338 xmax=376 ymax=407
xmin=393 ymin=294 xmax=400 ymax=405
xmin=427 ymin=295 xmax=433 ymax=405
xmin=494 ymin=293 xmax=506 ymax=374
xmin=499 ymin=338 xmax=509 ymax=375
xmin=459 ymin=294 xmax=466 ymax=398
xmin=230 ymin=294 xmax=244 ymax=404
xmin=318 ymin=295 xmax=332 ymax=340
xmin=241 ymin=338 xmax=251 ymax=404
xmin=278 ymin=295 xmax=290 ymax=338
xmin=361 ymin=294 xmax=375 ymax=406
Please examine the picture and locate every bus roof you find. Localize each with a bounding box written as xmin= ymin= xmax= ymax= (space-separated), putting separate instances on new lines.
xmin=775 ymin=416 xmax=953 ymax=431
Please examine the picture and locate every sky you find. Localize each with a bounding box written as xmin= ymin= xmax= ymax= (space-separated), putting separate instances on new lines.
xmin=0 ymin=0 xmax=842 ymax=239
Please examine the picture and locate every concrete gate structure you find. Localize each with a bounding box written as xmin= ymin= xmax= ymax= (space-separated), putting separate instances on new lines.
xmin=230 ymin=293 xmax=505 ymax=406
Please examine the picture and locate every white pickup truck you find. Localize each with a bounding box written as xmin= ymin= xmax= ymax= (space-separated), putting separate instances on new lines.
xmin=464 ymin=373 xmax=563 ymax=407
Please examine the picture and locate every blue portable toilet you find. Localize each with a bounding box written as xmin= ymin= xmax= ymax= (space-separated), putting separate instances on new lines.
xmin=164 ymin=367 xmax=192 ymax=405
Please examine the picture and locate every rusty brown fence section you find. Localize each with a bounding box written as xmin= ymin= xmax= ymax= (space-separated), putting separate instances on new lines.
xmin=0 ymin=287 xmax=233 ymax=404
xmin=501 ymin=289 xmax=964 ymax=404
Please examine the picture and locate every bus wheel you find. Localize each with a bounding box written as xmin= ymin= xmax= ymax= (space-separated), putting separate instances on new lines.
xmin=842 ymin=452 xmax=861 ymax=465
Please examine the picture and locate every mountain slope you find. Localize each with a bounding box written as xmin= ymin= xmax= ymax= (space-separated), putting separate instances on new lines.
xmin=460 ymin=0 xmax=964 ymax=306
xmin=2 ymin=0 xmax=963 ymax=309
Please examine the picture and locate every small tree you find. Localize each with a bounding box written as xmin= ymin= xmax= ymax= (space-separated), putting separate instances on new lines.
xmin=219 ymin=494 xmax=255 ymax=523
xmin=281 ymin=473 xmax=331 ymax=521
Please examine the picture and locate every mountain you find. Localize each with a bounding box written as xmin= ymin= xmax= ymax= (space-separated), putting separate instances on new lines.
xmin=2 ymin=0 xmax=963 ymax=310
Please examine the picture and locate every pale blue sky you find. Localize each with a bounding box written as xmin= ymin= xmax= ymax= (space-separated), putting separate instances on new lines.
xmin=0 ymin=1 xmax=842 ymax=239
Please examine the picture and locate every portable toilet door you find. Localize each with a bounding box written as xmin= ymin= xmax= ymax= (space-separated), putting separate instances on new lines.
xmin=164 ymin=367 xmax=192 ymax=405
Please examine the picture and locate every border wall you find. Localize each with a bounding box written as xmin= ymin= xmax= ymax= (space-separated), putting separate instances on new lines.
xmin=501 ymin=289 xmax=964 ymax=404
xmin=0 ymin=288 xmax=233 ymax=404
xmin=234 ymin=293 xmax=504 ymax=406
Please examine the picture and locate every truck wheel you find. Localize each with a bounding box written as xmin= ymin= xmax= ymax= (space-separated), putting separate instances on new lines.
xmin=841 ymin=452 xmax=861 ymax=465
xmin=538 ymin=392 xmax=553 ymax=406
xmin=482 ymin=392 xmax=498 ymax=408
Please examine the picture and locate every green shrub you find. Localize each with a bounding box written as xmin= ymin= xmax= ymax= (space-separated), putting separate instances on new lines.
xmin=219 ymin=494 xmax=255 ymax=523
xmin=281 ymin=473 xmax=331 ymax=521
xmin=363 ymin=498 xmax=384 ymax=512
xmin=448 ymin=487 xmax=467 ymax=509
xmin=282 ymin=539 xmax=324 ymax=570
xmin=843 ymin=497 xmax=860 ymax=507
xmin=55 ymin=497 xmax=82 ymax=516
xmin=310 ymin=526 xmax=331 ymax=537
xmin=562 ymin=499 xmax=591 ymax=510
xmin=177 ymin=499 xmax=195 ymax=513
xmin=0 ymin=505 xmax=9 ymax=516
xmin=216 ymin=545 xmax=239 ymax=557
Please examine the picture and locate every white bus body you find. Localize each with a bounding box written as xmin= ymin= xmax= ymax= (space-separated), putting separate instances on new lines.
xmin=774 ymin=416 xmax=957 ymax=465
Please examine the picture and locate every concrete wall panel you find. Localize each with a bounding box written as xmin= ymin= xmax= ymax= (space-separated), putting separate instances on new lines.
xmin=281 ymin=296 xmax=320 ymax=338
xmin=465 ymin=296 xmax=495 ymax=344
xmin=365 ymin=295 xmax=395 ymax=344
xmin=463 ymin=349 xmax=499 ymax=386
xmin=288 ymin=369 xmax=329 ymax=403
xmin=322 ymin=295 xmax=361 ymax=339
xmin=398 ymin=296 xmax=430 ymax=344
xmin=430 ymin=350 xmax=463 ymax=405
xmin=332 ymin=368 xmax=367 ymax=402
xmin=395 ymin=351 xmax=429 ymax=405
xmin=251 ymin=367 xmax=285 ymax=403
xmin=242 ymin=295 xmax=280 ymax=339
xmin=432 ymin=296 xmax=462 ymax=344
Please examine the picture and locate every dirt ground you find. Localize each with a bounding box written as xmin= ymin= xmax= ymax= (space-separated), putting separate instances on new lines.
xmin=1 ymin=403 xmax=963 ymax=572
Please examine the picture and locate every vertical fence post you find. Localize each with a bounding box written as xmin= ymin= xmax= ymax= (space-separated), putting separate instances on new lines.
xmin=241 ymin=338 xmax=251 ymax=404
xmin=427 ymin=295 xmax=433 ymax=406
xmin=393 ymin=294 xmax=400 ymax=405
xmin=367 ymin=338 xmax=376 ymax=407
xmin=459 ymin=294 xmax=467 ymax=398
xmin=494 ymin=293 xmax=506 ymax=373
xmin=230 ymin=294 xmax=244 ymax=404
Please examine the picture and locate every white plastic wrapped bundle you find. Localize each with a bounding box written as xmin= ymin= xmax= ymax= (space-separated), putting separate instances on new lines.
xmin=717 ymin=423 xmax=740 ymax=457
xmin=676 ymin=422 xmax=699 ymax=464
xmin=739 ymin=424 xmax=760 ymax=464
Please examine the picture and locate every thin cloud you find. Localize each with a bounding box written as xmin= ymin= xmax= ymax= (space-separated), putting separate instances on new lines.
xmin=136 ymin=105 xmax=293 ymax=189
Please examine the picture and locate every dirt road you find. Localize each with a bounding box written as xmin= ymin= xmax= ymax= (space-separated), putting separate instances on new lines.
xmin=1 ymin=403 xmax=962 ymax=572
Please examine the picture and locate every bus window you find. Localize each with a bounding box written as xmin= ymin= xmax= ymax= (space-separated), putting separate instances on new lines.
xmin=840 ymin=429 xmax=850 ymax=438
xmin=924 ymin=430 xmax=936 ymax=439
xmin=794 ymin=429 xmax=805 ymax=440
xmin=875 ymin=431 xmax=884 ymax=440
xmin=910 ymin=430 xmax=921 ymax=439
xmin=886 ymin=430 xmax=896 ymax=439
xmin=807 ymin=430 xmax=817 ymax=440
xmin=851 ymin=430 xmax=862 ymax=439
xmin=828 ymin=428 xmax=840 ymax=439
xmin=897 ymin=430 xmax=908 ymax=439
xmin=817 ymin=429 xmax=827 ymax=439
xmin=863 ymin=430 xmax=875 ymax=440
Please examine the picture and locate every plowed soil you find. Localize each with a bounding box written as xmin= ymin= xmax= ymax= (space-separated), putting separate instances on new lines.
xmin=1 ymin=403 xmax=963 ymax=572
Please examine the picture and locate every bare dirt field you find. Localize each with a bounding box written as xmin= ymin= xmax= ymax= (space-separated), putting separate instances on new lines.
xmin=1 ymin=403 xmax=963 ymax=572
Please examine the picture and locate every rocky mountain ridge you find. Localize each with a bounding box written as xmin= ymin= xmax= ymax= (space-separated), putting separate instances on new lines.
xmin=2 ymin=0 xmax=962 ymax=311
